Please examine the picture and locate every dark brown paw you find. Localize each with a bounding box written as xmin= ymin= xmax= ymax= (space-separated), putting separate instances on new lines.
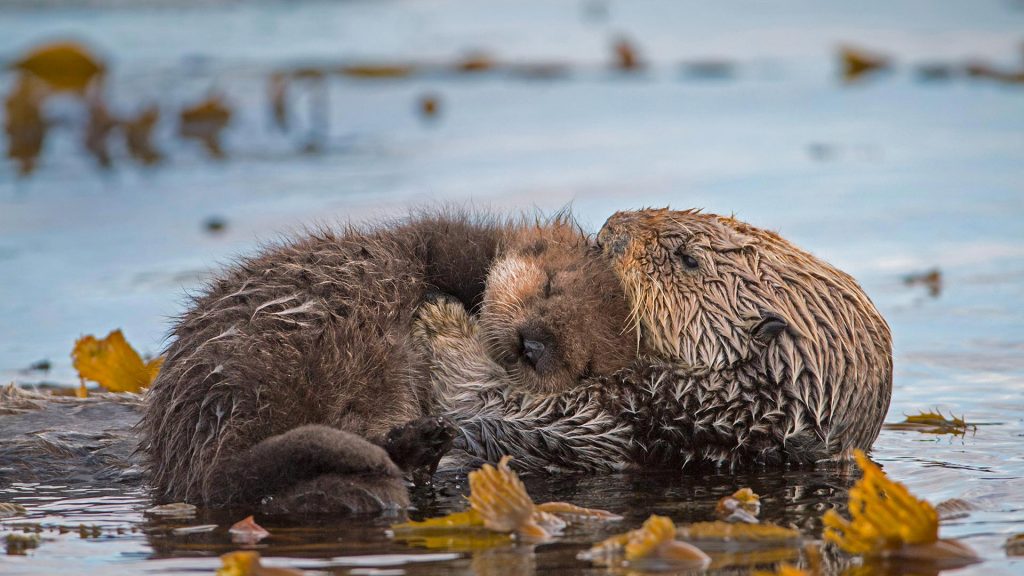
xmin=384 ymin=415 xmax=457 ymax=483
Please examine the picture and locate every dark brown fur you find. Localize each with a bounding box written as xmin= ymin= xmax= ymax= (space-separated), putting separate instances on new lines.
xmin=141 ymin=211 xmax=515 ymax=511
xmin=140 ymin=210 xmax=634 ymax=512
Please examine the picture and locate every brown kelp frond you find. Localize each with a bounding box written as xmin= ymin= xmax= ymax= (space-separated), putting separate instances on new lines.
xmin=579 ymin=515 xmax=711 ymax=569
xmin=392 ymin=456 xmax=618 ymax=546
xmin=883 ymin=410 xmax=974 ymax=435
xmin=716 ymin=487 xmax=761 ymax=523
xmin=72 ymin=330 xmax=163 ymax=396
xmin=822 ymin=450 xmax=978 ymax=564
xmin=676 ymin=521 xmax=800 ymax=543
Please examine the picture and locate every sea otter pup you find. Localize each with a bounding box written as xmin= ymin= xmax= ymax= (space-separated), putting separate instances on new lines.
xmin=417 ymin=208 xmax=892 ymax=470
xmin=141 ymin=210 xmax=635 ymax=513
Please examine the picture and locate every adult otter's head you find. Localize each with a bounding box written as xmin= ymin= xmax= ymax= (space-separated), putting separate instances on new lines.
xmin=597 ymin=207 xmax=891 ymax=389
xmin=479 ymin=219 xmax=635 ymax=394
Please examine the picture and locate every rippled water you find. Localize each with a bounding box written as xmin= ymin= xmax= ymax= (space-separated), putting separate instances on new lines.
xmin=1 ymin=0 xmax=1023 ymax=574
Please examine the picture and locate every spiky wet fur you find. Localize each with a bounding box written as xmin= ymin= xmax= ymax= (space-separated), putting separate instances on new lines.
xmin=416 ymin=208 xmax=892 ymax=472
xmin=140 ymin=209 xmax=632 ymax=510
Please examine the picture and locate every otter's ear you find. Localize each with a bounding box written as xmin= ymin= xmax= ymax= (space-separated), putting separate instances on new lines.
xmin=752 ymin=311 xmax=788 ymax=343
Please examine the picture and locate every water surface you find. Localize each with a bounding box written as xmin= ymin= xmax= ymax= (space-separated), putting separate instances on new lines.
xmin=1 ymin=0 xmax=1023 ymax=574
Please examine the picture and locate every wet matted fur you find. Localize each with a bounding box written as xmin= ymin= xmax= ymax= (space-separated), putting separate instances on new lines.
xmin=416 ymin=208 xmax=892 ymax=471
xmin=140 ymin=209 xmax=636 ymax=512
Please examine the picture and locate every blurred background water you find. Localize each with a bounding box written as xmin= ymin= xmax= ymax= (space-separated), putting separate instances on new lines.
xmin=0 ymin=0 xmax=1022 ymax=574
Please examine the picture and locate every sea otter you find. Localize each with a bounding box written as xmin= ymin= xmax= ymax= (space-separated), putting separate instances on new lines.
xmin=140 ymin=210 xmax=636 ymax=513
xmin=416 ymin=208 xmax=892 ymax=471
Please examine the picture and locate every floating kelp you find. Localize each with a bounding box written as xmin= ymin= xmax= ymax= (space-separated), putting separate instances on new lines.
xmin=0 ymin=503 xmax=27 ymax=518
xmin=670 ymin=522 xmax=804 ymax=569
xmin=579 ymin=515 xmax=711 ymax=570
xmin=454 ymin=52 xmax=495 ymax=74
xmin=902 ymin=268 xmax=942 ymax=297
xmin=83 ymin=95 xmax=117 ymax=169
xmin=965 ymin=61 xmax=1024 ymax=85
xmin=3 ymin=77 xmax=48 ymax=177
xmin=884 ymin=410 xmax=973 ymax=435
xmin=822 ymin=450 xmax=978 ymax=565
xmin=72 ymin=330 xmax=164 ymax=396
xmin=676 ymin=521 xmax=800 ymax=545
xmin=753 ymin=564 xmax=810 ymax=576
xmin=392 ymin=456 xmax=619 ymax=546
xmin=838 ymin=46 xmax=890 ymax=83
xmin=179 ymin=95 xmax=233 ymax=159
xmin=230 ymin=516 xmax=270 ymax=545
xmin=216 ymin=551 xmax=303 ymax=576
xmin=1006 ymin=533 xmax=1024 ymax=556
xmin=145 ymin=502 xmax=197 ymax=519
xmin=121 ymin=104 xmax=163 ymax=165
xmin=12 ymin=41 xmax=105 ymax=94
xmin=5 ymin=533 xmax=41 ymax=555
xmin=171 ymin=524 xmax=218 ymax=535
xmin=611 ymin=37 xmax=643 ymax=71
xmin=337 ymin=63 xmax=416 ymax=78
xmin=418 ymin=93 xmax=440 ymax=120
xmin=716 ymin=488 xmax=761 ymax=523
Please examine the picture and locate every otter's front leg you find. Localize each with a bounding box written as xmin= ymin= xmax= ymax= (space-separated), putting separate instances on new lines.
xmin=211 ymin=424 xmax=409 ymax=512
xmin=413 ymin=299 xmax=632 ymax=473
xmin=382 ymin=415 xmax=457 ymax=486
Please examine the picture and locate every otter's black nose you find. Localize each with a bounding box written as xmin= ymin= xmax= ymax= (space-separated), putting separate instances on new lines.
xmin=520 ymin=338 xmax=546 ymax=368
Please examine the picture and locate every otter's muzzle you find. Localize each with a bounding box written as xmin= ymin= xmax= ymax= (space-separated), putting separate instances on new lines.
xmin=517 ymin=327 xmax=552 ymax=372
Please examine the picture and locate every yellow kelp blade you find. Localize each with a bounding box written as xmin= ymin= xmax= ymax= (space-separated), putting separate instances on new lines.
xmin=393 ymin=456 xmax=619 ymax=548
xmin=534 ymin=501 xmax=622 ymax=521
xmin=716 ymin=487 xmax=761 ymax=523
xmin=392 ymin=509 xmax=485 ymax=533
xmin=580 ymin=515 xmax=710 ymax=569
xmin=468 ymin=456 xmax=539 ymax=534
xmin=884 ymin=410 xmax=973 ymax=435
xmin=676 ymin=521 xmax=800 ymax=544
xmin=72 ymin=330 xmax=164 ymax=393
xmin=391 ymin=509 xmax=514 ymax=550
xmin=822 ymin=450 xmax=978 ymax=563
xmin=753 ymin=564 xmax=810 ymax=576
xmin=13 ymin=41 xmax=105 ymax=93
xmin=216 ymin=551 xmax=302 ymax=576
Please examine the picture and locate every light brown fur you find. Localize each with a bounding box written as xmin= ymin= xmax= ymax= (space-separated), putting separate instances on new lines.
xmin=598 ymin=208 xmax=893 ymax=458
xmin=416 ymin=208 xmax=892 ymax=471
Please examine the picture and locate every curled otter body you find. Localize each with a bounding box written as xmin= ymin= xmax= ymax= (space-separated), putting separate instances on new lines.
xmin=143 ymin=211 xmax=508 ymax=512
xmin=599 ymin=208 xmax=892 ymax=464
xmin=141 ymin=210 xmax=635 ymax=512
xmin=418 ymin=208 xmax=892 ymax=470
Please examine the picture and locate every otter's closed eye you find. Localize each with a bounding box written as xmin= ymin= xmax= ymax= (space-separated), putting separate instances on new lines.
xmin=674 ymin=246 xmax=699 ymax=270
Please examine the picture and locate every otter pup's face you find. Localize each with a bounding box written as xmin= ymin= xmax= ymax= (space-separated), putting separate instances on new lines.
xmin=596 ymin=208 xmax=791 ymax=370
xmin=480 ymin=226 xmax=635 ymax=394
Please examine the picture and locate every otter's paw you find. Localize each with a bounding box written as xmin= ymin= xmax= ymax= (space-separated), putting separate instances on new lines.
xmin=384 ymin=416 xmax=458 ymax=484
xmin=414 ymin=297 xmax=476 ymax=342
